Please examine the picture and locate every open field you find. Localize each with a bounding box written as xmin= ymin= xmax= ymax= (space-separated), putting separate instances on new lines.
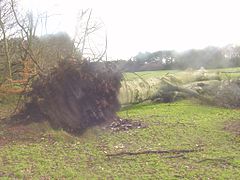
xmin=124 ymin=67 xmax=240 ymax=81
xmin=0 ymin=68 xmax=240 ymax=179
xmin=0 ymin=100 xmax=239 ymax=179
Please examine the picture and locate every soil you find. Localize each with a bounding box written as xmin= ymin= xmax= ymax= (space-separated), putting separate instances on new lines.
xmin=0 ymin=122 xmax=38 ymax=146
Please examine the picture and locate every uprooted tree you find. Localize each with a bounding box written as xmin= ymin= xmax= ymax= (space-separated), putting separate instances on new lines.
xmin=15 ymin=59 xmax=122 ymax=133
xmin=0 ymin=0 xmax=122 ymax=133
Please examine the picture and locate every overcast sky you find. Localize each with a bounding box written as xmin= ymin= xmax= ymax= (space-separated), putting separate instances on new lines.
xmin=21 ymin=0 xmax=240 ymax=59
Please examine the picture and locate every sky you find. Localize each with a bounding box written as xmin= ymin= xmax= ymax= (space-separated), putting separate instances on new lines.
xmin=21 ymin=0 xmax=240 ymax=59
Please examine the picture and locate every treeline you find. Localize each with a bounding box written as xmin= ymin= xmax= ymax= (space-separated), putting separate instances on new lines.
xmin=118 ymin=45 xmax=240 ymax=72
xmin=0 ymin=33 xmax=76 ymax=79
xmin=0 ymin=0 xmax=103 ymax=84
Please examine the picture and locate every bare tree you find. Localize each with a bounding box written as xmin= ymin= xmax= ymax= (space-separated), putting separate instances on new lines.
xmin=73 ymin=9 xmax=105 ymax=60
xmin=0 ymin=0 xmax=17 ymax=80
xmin=10 ymin=0 xmax=48 ymax=74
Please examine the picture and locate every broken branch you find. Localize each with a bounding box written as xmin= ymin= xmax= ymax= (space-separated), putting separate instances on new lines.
xmin=106 ymin=148 xmax=203 ymax=157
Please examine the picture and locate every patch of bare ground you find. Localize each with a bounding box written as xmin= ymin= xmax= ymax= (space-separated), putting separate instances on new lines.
xmin=0 ymin=116 xmax=53 ymax=147
xmin=224 ymin=120 xmax=240 ymax=135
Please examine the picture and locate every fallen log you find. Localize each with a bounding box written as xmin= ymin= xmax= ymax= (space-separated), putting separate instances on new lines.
xmin=106 ymin=148 xmax=203 ymax=157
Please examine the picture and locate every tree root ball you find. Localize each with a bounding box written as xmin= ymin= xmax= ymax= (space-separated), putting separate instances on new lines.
xmin=21 ymin=59 xmax=123 ymax=133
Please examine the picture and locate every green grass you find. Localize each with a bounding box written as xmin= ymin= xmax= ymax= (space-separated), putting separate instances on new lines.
xmin=124 ymin=70 xmax=179 ymax=81
xmin=0 ymin=100 xmax=239 ymax=179
xmin=1 ymin=68 xmax=240 ymax=179
xmin=124 ymin=67 xmax=240 ymax=81
xmin=209 ymin=67 xmax=240 ymax=79
xmin=210 ymin=67 xmax=240 ymax=72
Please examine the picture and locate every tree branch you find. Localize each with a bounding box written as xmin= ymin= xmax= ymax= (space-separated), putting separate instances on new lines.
xmin=106 ymin=148 xmax=203 ymax=157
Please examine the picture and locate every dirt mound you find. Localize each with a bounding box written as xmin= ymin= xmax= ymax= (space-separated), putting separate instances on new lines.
xmin=16 ymin=59 xmax=123 ymax=133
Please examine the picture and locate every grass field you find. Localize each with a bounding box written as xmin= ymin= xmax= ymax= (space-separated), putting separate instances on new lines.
xmin=124 ymin=67 xmax=240 ymax=81
xmin=0 ymin=100 xmax=240 ymax=179
xmin=0 ymin=68 xmax=240 ymax=179
xmin=124 ymin=70 xmax=179 ymax=81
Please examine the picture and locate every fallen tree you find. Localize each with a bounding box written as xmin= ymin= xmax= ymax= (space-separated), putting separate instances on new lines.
xmin=119 ymin=70 xmax=221 ymax=105
xmin=15 ymin=59 xmax=123 ymax=133
xmin=151 ymin=76 xmax=240 ymax=109
xmin=214 ymin=80 xmax=240 ymax=108
xmin=121 ymin=69 xmax=240 ymax=107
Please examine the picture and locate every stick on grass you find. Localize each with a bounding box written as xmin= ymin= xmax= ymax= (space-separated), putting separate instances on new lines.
xmin=106 ymin=148 xmax=203 ymax=157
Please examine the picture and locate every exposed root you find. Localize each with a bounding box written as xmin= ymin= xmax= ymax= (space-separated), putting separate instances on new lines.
xmin=14 ymin=59 xmax=123 ymax=133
